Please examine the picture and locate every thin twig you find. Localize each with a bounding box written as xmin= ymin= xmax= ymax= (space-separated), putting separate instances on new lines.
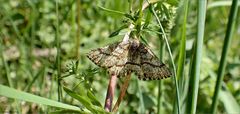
xmin=104 ymin=1 xmax=158 ymax=112
xmin=112 ymin=73 xmax=131 ymax=112
xmin=104 ymin=74 xmax=118 ymax=112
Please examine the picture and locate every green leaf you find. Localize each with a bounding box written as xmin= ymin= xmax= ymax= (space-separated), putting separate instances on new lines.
xmin=63 ymin=87 xmax=93 ymax=111
xmin=87 ymin=90 xmax=102 ymax=107
xmin=50 ymin=109 xmax=90 ymax=114
xmin=63 ymin=86 xmax=106 ymax=114
xmin=219 ymin=89 xmax=240 ymax=114
xmin=142 ymin=93 xmax=155 ymax=109
xmin=98 ymin=5 xmax=125 ymax=15
xmin=166 ymin=0 xmax=179 ymax=6
xmin=124 ymin=13 xmax=136 ymax=21
xmin=140 ymin=35 xmax=149 ymax=46
xmin=25 ymin=66 xmax=45 ymax=91
xmin=174 ymin=0 xmax=189 ymax=113
xmin=0 ymin=84 xmax=80 ymax=111
xmin=143 ymin=9 xmax=152 ymax=28
xmin=109 ymin=24 xmax=128 ymax=38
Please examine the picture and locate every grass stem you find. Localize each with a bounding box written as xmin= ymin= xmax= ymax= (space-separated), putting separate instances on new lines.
xmin=76 ymin=0 xmax=81 ymax=58
xmin=147 ymin=1 xmax=181 ymax=113
xmin=211 ymin=0 xmax=239 ymax=113
xmin=55 ymin=0 xmax=62 ymax=102
xmin=104 ymin=74 xmax=118 ymax=112
xmin=187 ymin=0 xmax=207 ymax=114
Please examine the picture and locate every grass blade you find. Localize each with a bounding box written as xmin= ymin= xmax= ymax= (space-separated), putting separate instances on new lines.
xmin=157 ymin=41 xmax=165 ymax=114
xmin=187 ymin=0 xmax=207 ymax=114
xmin=220 ymin=86 xmax=240 ymax=114
xmin=207 ymin=1 xmax=240 ymax=9
xmin=176 ymin=0 xmax=188 ymax=85
xmin=147 ymin=1 xmax=180 ymax=113
xmin=210 ymin=0 xmax=239 ymax=113
xmin=24 ymin=67 xmax=45 ymax=92
xmin=55 ymin=0 xmax=62 ymax=101
xmin=137 ymin=80 xmax=145 ymax=113
xmin=76 ymin=0 xmax=81 ymax=58
xmin=0 ymin=84 xmax=80 ymax=111
xmin=174 ymin=0 xmax=189 ymax=113
xmin=63 ymin=86 xmax=106 ymax=113
xmin=0 ymin=38 xmax=13 ymax=88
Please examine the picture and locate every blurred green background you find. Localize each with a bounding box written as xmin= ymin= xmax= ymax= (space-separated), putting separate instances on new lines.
xmin=0 ymin=0 xmax=239 ymax=113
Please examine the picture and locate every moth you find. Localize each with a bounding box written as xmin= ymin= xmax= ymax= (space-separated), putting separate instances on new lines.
xmin=87 ymin=39 xmax=171 ymax=80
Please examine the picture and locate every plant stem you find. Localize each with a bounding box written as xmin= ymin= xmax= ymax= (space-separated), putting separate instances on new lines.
xmin=187 ymin=0 xmax=207 ymax=114
xmin=211 ymin=0 xmax=239 ymax=113
xmin=137 ymin=80 xmax=145 ymax=113
xmin=76 ymin=0 xmax=81 ymax=58
xmin=157 ymin=80 xmax=162 ymax=114
xmin=98 ymin=6 xmax=125 ymax=15
xmin=0 ymin=38 xmax=13 ymax=88
xmin=113 ymin=73 xmax=131 ymax=112
xmin=174 ymin=0 xmax=189 ymax=113
xmin=55 ymin=0 xmax=62 ymax=102
xmin=147 ymin=1 xmax=180 ymax=113
xmin=157 ymin=37 xmax=165 ymax=114
xmin=104 ymin=74 xmax=118 ymax=112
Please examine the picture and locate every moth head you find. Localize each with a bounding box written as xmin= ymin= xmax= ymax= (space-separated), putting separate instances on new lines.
xmin=130 ymin=39 xmax=140 ymax=50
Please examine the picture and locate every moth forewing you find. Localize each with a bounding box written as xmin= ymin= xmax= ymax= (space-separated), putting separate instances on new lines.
xmin=87 ymin=39 xmax=172 ymax=80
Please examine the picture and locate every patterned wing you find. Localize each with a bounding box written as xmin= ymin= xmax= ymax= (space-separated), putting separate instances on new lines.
xmin=87 ymin=41 xmax=130 ymax=75
xmin=135 ymin=42 xmax=172 ymax=80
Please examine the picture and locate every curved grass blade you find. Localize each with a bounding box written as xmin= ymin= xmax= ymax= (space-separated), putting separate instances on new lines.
xmin=63 ymin=86 xmax=106 ymax=114
xmin=147 ymin=1 xmax=181 ymax=113
xmin=0 ymin=84 xmax=80 ymax=111
xmin=50 ymin=110 xmax=90 ymax=114
xmin=220 ymin=87 xmax=240 ymax=114
xmin=87 ymin=90 xmax=102 ymax=107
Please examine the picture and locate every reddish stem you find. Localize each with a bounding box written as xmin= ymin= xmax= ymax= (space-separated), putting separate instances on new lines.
xmin=112 ymin=73 xmax=131 ymax=112
xmin=104 ymin=74 xmax=117 ymax=112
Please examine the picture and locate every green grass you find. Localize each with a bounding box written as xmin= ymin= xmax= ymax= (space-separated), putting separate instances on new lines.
xmin=187 ymin=0 xmax=207 ymax=114
xmin=147 ymin=1 xmax=180 ymax=113
xmin=211 ymin=0 xmax=239 ymax=113
xmin=55 ymin=0 xmax=62 ymax=102
xmin=174 ymin=0 xmax=189 ymax=113
xmin=0 ymin=84 xmax=80 ymax=111
xmin=0 ymin=0 xmax=239 ymax=113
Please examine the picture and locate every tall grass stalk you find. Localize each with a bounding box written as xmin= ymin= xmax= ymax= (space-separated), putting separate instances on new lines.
xmin=137 ymin=80 xmax=145 ymax=113
xmin=137 ymin=1 xmax=145 ymax=113
xmin=1 ymin=6 xmax=23 ymax=113
xmin=76 ymin=0 xmax=81 ymax=58
xmin=174 ymin=0 xmax=189 ymax=113
xmin=55 ymin=0 xmax=62 ymax=102
xmin=147 ymin=1 xmax=180 ymax=113
xmin=24 ymin=0 xmax=39 ymax=92
xmin=0 ymin=38 xmax=13 ymax=88
xmin=187 ymin=0 xmax=207 ymax=114
xmin=157 ymin=41 xmax=165 ymax=114
xmin=211 ymin=0 xmax=239 ymax=113
xmin=176 ymin=0 xmax=188 ymax=88
xmin=0 ymin=37 xmax=21 ymax=114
